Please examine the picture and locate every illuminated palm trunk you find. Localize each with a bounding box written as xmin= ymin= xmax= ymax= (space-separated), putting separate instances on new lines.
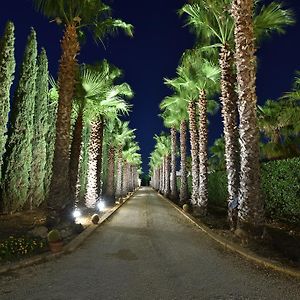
xmin=198 ymin=90 xmax=209 ymax=214
xmin=115 ymin=146 xmax=123 ymax=199
xmin=170 ymin=127 xmax=178 ymax=200
xmin=159 ymin=164 xmax=163 ymax=193
xmin=48 ymin=24 xmax=79 ymax=212
xmin=96 ymin=119 xmax=104 ymax=198
xmin=188 ymin=101 xmax=199 ymax=205
xmin=164 ymin=155 xmax=171 ymax=198
xmin=105 ymin=145 xmax=115 ymax=201
xmin=179 ymin=120 xmax=189 ymax=204
xmin=219 ymin=44 xmax=240 ymax=230
xmin=85 ymin=120 xmax=103 ymax=208
xmin=232 ymin=0 xmax=264 ymax=227
xmin=69 ymin=110 xmax=83 ymax=206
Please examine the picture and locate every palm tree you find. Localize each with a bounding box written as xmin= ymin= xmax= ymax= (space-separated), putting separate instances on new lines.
xmin=160 ymin=94 xmax=189 ymax=204
xmin=115 ymin=121 xmax=136 ymax=201
xmin=155 ymin=134 xmax=172 ymax=198
xmin=231 ymin=0 xmax=261 ymax=228
xmin=160 ymin=107 xmax=181 ymax=200
xmin=178 ymin=51 xmax=220 ymax=214
xmin=122 ymin=141 xmax=141 ymax=195
xmin=33 ymin=0 xmax=133 ymax=214
xmin=163 ymin=78 xmax=198 ymax=205
xmin=85 ymin=91 xmax=132 ymax=208
xmin=181 ymin=0 xmax=294 ymax=228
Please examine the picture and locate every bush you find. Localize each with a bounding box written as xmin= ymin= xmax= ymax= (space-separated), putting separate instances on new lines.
xmin=208 ymin=171 xmax=228 ymax=208
xmin=207 ymin=157 xmax=300 ymax=224
xmin=261 ymin=158 xmax=300 ymax=223
xmin=47 ymin=229 xmax=61 ymax=243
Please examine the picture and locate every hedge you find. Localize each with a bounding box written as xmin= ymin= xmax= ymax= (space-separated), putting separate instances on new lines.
xmin=207 ymin=157 xmax=300 ymax=224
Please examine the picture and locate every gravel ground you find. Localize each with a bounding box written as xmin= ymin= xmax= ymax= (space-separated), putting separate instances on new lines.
xmin=0 ymin=187 xmax=299 ymax=300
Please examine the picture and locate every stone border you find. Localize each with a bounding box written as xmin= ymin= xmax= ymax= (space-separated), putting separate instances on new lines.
xmin=158 ymin=193 xmax=300 ymax=279
xmin=0 ymin=191 xmax=137 ymax=276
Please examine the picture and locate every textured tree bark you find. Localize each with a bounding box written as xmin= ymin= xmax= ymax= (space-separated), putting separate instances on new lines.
xmin=170 ymin=127 xmax=178 ymax=200
xmin=105 ymin=145 xmax=115 ymax=202
xmin=96 ymin=119 xmax=104 ymax=198
xmin=232 ymin=0 xmax=264 ymax=228
xmin=198 ymin=90 xmax=209 ymax=215
xmin=69 ymin=111 xmax=83 ymax=206
xmin=219 ymin=44 xmax=240 ymax=230
xmin=48 ymin=24 xmax=79 ymax=213
xmin=115 ymin=146 xmax=123 ymax=199
xmin=85 ymin=120 xmax=102 ymax=208
xmin=179 ymin=120 xmax=189 ymax=204
xmin=164 ymin=155 xmax=171 ymax=198
xmin=188 ymin=101 xmax=199 ymax=205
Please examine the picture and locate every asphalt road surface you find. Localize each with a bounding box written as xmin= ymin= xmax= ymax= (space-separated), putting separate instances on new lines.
xmin=0 ymin=187 xmax=299 ymax=300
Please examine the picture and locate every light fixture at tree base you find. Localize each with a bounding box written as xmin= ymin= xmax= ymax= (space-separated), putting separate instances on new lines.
xmin=73 ymin=209 xmax=82 ymax=219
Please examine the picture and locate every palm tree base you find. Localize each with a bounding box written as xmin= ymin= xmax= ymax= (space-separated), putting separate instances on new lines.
xmin=192 ymin=205 xmax=207 ymax=217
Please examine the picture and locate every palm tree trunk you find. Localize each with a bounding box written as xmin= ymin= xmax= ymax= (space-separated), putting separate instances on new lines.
xmin=115 ymin=145 xmax=123 ymax=200
xmin=164 ymin=155 xmax=171 ymax=198
xmin=198 ymin=90 xmax=209 ymax=215
xmin=179 ymin=120 xmax=188 ymax=204
xmin=188 ymin=101 xmax=199 ymax=205
xmin=105 ymin=145 xmax=115 ymax=202
xmin=170 ymin=127 xmax=178 ymax=200
xmin=85 ymin=120 xmax=102 ymax=208
xmin=219 ymin=44 xmax=240 ymax=230
xmin=96 ymin=119 xmax=104 ymax=198
xmin=69 ymin=110 xmax=83 ymax=206
xmin=232 ymin=0 xmax=264 ymax=228
xmin=159 ymin=164 xmax=163 ymax=193
xmin=48 ymin=23 xmax=79 ymax=213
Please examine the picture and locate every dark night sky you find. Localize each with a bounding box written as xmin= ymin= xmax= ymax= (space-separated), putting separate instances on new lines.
xmin=1 ymin=0 xmax=300 ymax=173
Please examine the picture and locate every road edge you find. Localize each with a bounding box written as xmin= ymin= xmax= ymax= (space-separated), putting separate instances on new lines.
xmin=0 ymin=190 xmax=138 ymax=276
xmin=158 ymin=193 xmax=300 ymax=279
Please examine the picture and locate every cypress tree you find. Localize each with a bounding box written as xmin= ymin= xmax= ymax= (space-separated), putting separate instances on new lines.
xmin=44 ymin=85 xmax=58 ymax=199
xmin=29 ymin=48 xmax=49 ymax=208
xmin=2 ymin=29 xmax=37 ymax=212
xmin=0 ymin=21 xmax=15 ymax=177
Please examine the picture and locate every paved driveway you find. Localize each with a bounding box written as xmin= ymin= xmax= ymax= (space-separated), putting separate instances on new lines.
xmin=0 ymin=187 xmax=299 ymax=299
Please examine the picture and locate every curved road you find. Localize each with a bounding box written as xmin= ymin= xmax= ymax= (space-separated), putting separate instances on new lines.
xmin=0 ymin=187 xmax=299 ymax=299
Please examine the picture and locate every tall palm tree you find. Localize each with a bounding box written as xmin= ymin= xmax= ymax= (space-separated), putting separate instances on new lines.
xmin=155 ymin=134 xmax=172 ymax=198
xmin=84 ymin=87 xmax=132 ymax=208
xmin=115 ymin=121 xmax=136 ymax=201
xmin=231 ymin=0 xmax=261 ymax=228
xmin=163 ymin=79 xmax=197 ymax=204
xmin=178 ymin=51 xmax=220 ymax=214
xmin=160 ymin=94 xmax=189 ymax=204
xmin=181 ymin=0 xmax=294 ymax=228
xmin=122 ymin=141 xmax=140 ymax=195
xmin=160 ymin=107 xmax=181 ymax=200
xmin=33 ymin=0 xmax=133 ymax=214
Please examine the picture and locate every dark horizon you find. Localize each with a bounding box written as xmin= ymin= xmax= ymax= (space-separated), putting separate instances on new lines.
xmin=1 ymin=0 xmax=300 ymax=173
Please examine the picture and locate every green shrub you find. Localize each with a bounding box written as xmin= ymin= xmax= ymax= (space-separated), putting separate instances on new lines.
xmin=47 ymin=229 xmax=61 ymax=242
xmin=0 ymin=236 xmax=47 ymax=262
xmin=208 ymin=171 xmax=228 ymax=208
xmin=206 ymin=158 xmax=300 ymax=224
xmin=261 ymin=158 xmax=300 ymax=223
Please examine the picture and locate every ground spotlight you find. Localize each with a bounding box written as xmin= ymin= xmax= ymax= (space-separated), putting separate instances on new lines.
xmin=97 ymin=201 xmax=105 ymax=212
xmin=73 ymin=209 xmax=82 ymax=218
